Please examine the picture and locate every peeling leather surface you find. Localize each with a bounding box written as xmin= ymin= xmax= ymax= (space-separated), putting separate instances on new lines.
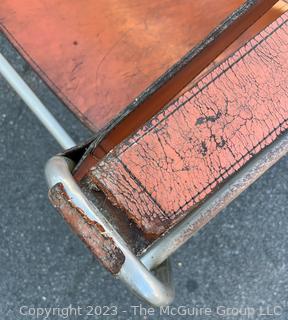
xmin=91 ymin=13 xmax=288 ymax=238
xmin=49 ymin=183 xmax=125 ymax=274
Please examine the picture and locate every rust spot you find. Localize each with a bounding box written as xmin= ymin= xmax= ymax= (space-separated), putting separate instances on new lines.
xmin=95 ymin=222 xmax=105 ymax=233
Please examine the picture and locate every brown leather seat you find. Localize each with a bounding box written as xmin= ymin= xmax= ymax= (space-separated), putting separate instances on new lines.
xmin=0 ymin=0 xmax=276 ymax=136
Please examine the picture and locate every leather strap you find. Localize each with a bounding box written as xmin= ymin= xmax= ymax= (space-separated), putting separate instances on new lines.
xmin=89 ymin=12 xmax=288 ymax=238
xmin=49 ymin=183 xmax=125 ymax=274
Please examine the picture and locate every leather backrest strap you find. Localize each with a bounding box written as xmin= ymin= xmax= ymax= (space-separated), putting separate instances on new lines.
xmin=89 ymin=12 xmax=288 ymax=238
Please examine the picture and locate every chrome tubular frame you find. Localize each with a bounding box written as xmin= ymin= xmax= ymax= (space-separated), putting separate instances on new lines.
xmin=1 ymin=49 xmax=174 ymax=306
xmin=2 ymin=48 xmax=287 ymax=306
xmin=45 ymin=156 xmax=174 ymax=307
xmin=44 ymin=132 xmax=288 ymax=305
xmin=0 ymin=53 xmax=75 ymax=149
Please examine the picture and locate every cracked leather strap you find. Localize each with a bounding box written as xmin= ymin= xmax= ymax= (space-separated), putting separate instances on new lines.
xmin=89 ymin=12 xmax=288 ymax=239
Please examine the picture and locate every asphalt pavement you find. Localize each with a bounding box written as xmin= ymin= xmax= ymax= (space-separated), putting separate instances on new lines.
xmin=0 ymin=33 xmax=288 ymax=320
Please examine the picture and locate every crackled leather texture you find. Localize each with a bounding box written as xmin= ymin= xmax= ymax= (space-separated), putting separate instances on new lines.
xmin=91 ymin=13 xmax=288 ymax=238
xmin=49 ymin=184 xmax=125 ymax=274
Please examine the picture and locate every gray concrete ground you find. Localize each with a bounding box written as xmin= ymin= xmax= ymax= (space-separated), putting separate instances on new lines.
xmin=0 ymin=33 xmax=288 ymax=320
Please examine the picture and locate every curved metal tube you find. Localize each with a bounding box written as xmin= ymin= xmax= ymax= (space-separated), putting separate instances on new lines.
xmin=45 ymin=155 xmax=174 ymax=306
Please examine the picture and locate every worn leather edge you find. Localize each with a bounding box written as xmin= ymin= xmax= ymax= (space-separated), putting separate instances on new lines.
xmin=48 ymin=183 xmax=125 ymax=274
